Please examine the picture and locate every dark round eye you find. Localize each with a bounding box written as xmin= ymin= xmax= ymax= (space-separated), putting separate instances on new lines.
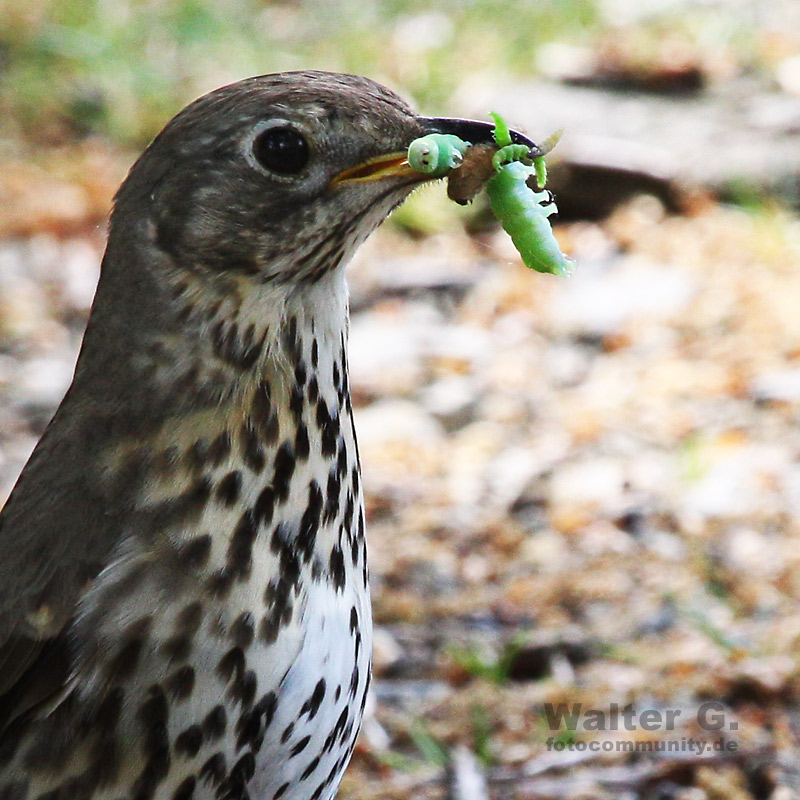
xmin=252 ymin=126 xmax=310 ymax=175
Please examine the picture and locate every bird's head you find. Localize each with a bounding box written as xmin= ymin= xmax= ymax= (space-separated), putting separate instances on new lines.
xmin=109 ymin=71 xmax=533 ymax=288
xmin=113 ymin=72 xmax=421 ymax=286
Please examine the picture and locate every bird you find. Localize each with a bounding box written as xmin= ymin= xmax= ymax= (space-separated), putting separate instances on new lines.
xmin=0 ymin=71 xmax=535 ymax=800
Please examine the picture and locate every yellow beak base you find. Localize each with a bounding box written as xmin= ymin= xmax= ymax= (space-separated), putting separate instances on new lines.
xmin=331 ymin=153 xmax=425 ymax=186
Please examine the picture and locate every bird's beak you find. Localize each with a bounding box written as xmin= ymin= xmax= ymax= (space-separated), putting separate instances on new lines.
xmin=330 ymin=116 xmax=536 ymax=187
xmin=416 ymin=117 xmax=536 ymax=150
xmin=330 ymin=152 xmax=418 ymax=186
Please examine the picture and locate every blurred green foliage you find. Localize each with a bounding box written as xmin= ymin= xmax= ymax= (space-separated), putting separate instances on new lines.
xmin=449 ymin=633 xmax=529 ymax=685
xmin=469 ymin=703 xmax=496 ymax=766
xmin=0 ymin=0 xmax=599 ymax=146
xmin=409 ymin=719 xmax=450 ymax=767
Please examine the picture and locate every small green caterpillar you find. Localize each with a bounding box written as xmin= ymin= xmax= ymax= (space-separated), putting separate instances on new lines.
xmin=406 ymin=113 xmax=573 ymax=277
xmin=407 ymin=134 xmax=470 ymax=177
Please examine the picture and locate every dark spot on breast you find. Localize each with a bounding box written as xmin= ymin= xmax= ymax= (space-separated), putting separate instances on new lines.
xmin=217 ymin=646 xmax=245 ymax=684
xmin=229 ymin=751 xmax=256 ymax=787
xmin=199 ymin=752 xmax=227 ymax=786
xmin=308 ymin=244 xmax=345 ymax=284
xmin=323 ymin=471 xmax=340 ymax=524
xmin=261 ymin=412 xmax=280 ymax=445
xmin=282 ymin=316 xmax=300 ymax=359
xmin=307 ymin=376 xmax=319 ymax=405
xmin=208 ymin=431 xmax=232 ymax=466
xmin=348 ymin=664 xmax=359 ymax=697
xmin=172 ymin=775 xmax=196 ymax=800
xmin=131 ymin=685 xmax=170 ymax=798
xmin=260 ymin=580 xmax=294 ymax=644
xmin=206 ymin=567 xmax=234 ymax=599
xmin=212 ymin=320 xmax=264 ymax=370
xmin=204 ymin=300 xmax=223 ymax=322
xmin=226 ymin=509 xmax=258 ymax=580
xmin=260 ymin=691 xmax=278 ymax=728
xmin=290 ymin=735 xmax=311 ymax=758
xmin=341 ymin=720 xmax=354 ymax=745
xmin=144 ymin=475 xmax=212 ymax=531
xmin=315 ymin=400 xmax=339 ymax=458
xmin=229 ymin=669 xmax=257 ymax=707
xmin=230 ymin=611 xmax=255 ymax=649
xmin=176 ymin=602 xmax=203 ymax=634
xmin=274 ymin=782 xmax=290 ymax=799
xmin=310 ymin=781 xmax=327 ymax=800
xmin=235 ymin=689 xmax=277 ymax=754
xmin=297 ymin=481 xmax=323 ymax=561
xmin=360 ymin=673 xmax=371 ymax=711
xmin=239 ymin=328 xmax=267 ymax=369
xmin=311 ymin=339 xmax=319 ymax=368
xmin=289 ymin=385 xmax=304 ymax=423
xmin=255 ymin=485 xmax=275 ymax=526
xmin=329 ymin=545 xmax=346 ymax=591
xmin=294 ymin=360 xmax=307 ymax=387
xmin=294 ymin=423 xmax=310 ymax=461
xmin=323 ymin=708 xmax=349 ymax=753
xmin=105 ymin=617 xmax=152 ymax=682
xmin=234 ymin=710 xmax=260 ymax=752
xmin=191 ymin=476 xmax=213 ymax=506
xmin=202 ymin=705 xmax=227 ymax=741
xmin=271 ymin=525 xmax=301 ymax=586
xmin=216 ymin=471 xmax=242 ymax=506
xmin=300 ymin=679 xmax=326 ymax=721
xmin=178 ymin=535 xmax=212 ymax=569
xmin=252 ymin=378 xmax=272 ymax=417
xmin=165 ymin=665 xmax=196 ymax=701
xmin=240 ymin=422 xmax=266 ymax=473
xmin=252 ymin=382 xmax=280 ymax=444
xmin=272 ymin=444 xmax=296 ymax=502
xmin=184 ymin=438 xmax=210 ymax=472
xmin=343 ymin=493 xmax=355 ymax=532
xmin=336 ymin=443 xmax=347 ymax=479
xmin=280 ymin=722 xmax=294 ymax=744
xmin=300 ymin=756 xmax=321 ymax=781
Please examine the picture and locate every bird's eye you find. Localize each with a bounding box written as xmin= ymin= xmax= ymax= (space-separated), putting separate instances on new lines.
xmin=252 ymin=126 xmax=310 ymax=175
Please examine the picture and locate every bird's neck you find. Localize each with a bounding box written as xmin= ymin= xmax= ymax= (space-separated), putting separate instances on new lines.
xmin=89 ymin=266 xmax=363 ymax=578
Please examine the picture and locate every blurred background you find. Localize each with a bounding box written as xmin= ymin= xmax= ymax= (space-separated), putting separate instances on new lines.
xmin=2 ymin=1 xmax=800 ymax=798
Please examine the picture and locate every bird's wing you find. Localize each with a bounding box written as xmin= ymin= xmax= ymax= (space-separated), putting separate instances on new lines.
xmin=0 ymin=397 xmax=127 ymax=729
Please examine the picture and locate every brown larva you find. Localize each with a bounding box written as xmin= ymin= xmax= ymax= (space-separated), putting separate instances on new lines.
xmin=446 ymin=143 xmax=497 ymax=205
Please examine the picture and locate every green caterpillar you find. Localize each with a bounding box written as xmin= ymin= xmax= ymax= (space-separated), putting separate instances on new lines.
xmin=486 ymin=112 xmax=573 ymax=277
xmin=406 ymin=113 xmax=573 ymax=277
xmin=407 ymin=134 xmax=470 ymax=177
xmin=486 ymin=162 xmax=571 ymax=276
